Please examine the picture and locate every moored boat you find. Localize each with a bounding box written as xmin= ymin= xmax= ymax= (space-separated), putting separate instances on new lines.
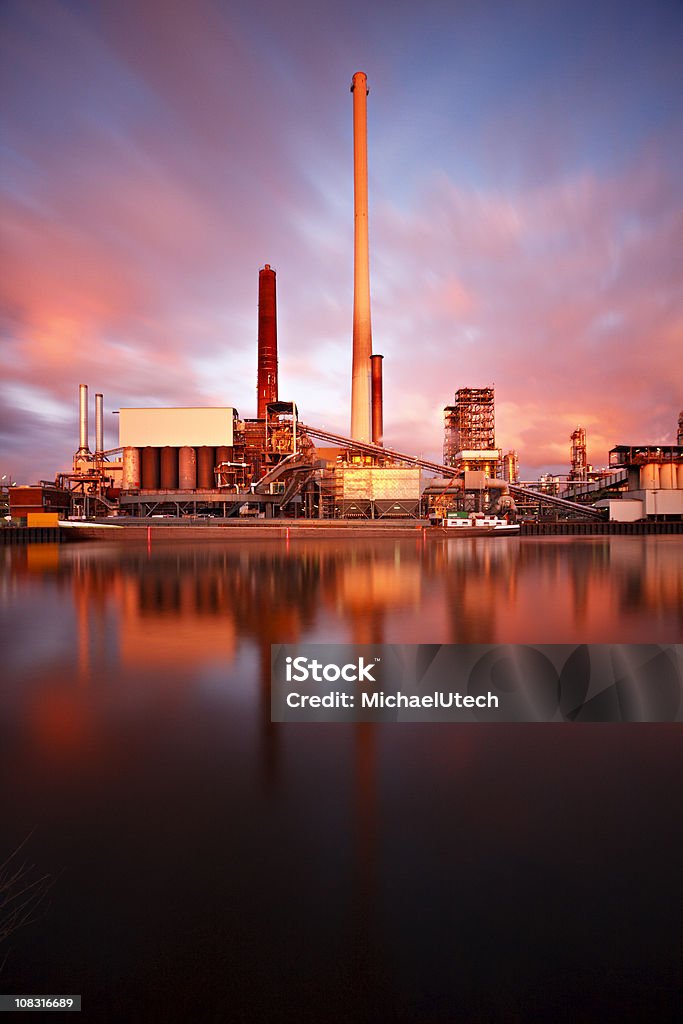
xmin=428 ymin=511 xmax=520 ymax=536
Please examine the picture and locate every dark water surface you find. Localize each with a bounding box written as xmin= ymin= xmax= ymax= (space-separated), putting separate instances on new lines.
xmin=1 ymin=537 xmax=681 ymax=1022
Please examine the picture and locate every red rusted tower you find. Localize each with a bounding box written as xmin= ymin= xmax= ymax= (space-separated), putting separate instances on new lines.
xmin=370 ymin=353 xmax=383 ymax=445
xmin=257 ymin=264 xmax=278 ymax=419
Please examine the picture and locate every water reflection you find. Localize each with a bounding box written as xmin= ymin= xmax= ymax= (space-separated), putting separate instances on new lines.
xmin=4 ymin=536 xmax=682 ymax=661
xmin=1 ymin=537 xmax=681 ymax=1021
xmin=3 ymin=536 xmax=681 ymax=785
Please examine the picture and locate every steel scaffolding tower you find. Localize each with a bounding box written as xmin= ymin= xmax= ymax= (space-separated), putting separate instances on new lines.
xmin=443 ymin=387 xmax=496 ymax=466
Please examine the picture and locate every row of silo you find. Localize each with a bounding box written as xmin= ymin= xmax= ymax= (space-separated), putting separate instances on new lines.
xmin=639 ymin=463 xmax=683 ymax=489
xmin=121 ymin=446 xmax=232 ymax=490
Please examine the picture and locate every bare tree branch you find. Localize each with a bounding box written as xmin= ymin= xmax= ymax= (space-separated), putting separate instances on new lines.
xmin=0 ymin=832 xmax=51 ymax=961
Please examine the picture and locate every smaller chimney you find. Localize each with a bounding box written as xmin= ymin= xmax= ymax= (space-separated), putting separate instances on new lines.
xmin=371 ymin=354 xmax=384 ymax=445
xmin=95 ymin=393 xmax=104 ymax=454
xmin=78 ymin=383 xmax=90 ymax=453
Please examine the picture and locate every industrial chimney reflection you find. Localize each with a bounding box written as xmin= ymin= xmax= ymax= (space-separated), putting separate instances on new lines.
xmin=351 ymin=718 xmax=381 ymax=1007
xmin=120 ymin=557 xmax=237 ymax=669
xmin=1 ymin=532 xmax=681 ymax=836
xmin=335 ymin=545 xmax=421 ymax=644
xmin=5 ymin=537 xmax=682 ymax=770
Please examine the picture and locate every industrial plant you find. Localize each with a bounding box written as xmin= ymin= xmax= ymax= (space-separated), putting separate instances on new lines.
xmin=5 ymin=73 xmax=683 ymax=532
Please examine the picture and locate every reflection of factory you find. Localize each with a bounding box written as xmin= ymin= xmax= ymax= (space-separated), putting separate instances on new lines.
xmin=13 ymin=532 xmax=682 ymax=658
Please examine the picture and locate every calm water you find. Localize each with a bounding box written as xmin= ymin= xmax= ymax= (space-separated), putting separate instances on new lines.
xmin=1 ymin=536 xmax=681 ymax=1022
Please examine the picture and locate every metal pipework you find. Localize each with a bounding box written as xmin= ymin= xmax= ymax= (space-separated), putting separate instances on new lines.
xmin=350 ymin=71 xmax=373 ymax=443
xmin=78 ymin=383 xmax=90 ymax=453
xmin=299 ymin=421 xmax=605 ymax=518
xmin=95 ymin=393 xmax=104 ymax=454
xmin=257 ymin=264 xmax=278 ymax=419
xmin=370 ymin=353 xmax=383 ymax=445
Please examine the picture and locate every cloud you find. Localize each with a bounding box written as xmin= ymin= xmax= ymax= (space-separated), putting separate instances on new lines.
xmin=369 ymin=158 xmax=683 ymax=471
xmin=1 ymin=0 xmax=681 ymax=481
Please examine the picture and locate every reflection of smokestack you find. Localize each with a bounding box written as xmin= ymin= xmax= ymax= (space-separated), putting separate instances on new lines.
xmin=370 ymin=354 xmax=383 ymax=445
xmin=350 ymin=71 xmax=372 ymax=443
xmin=78 ymin=383 xmax=89 ymax=453
xmin=257 ymin=264 xmax=278 ymax=419
xmin=95 ymin=393 xmax=104 ymax=455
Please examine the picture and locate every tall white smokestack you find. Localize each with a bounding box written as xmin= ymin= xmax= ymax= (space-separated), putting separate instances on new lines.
xmin=78 ymin=383 xmax=90 ymax=454
xmin=350 ymin=71 xmax=372 ymax=443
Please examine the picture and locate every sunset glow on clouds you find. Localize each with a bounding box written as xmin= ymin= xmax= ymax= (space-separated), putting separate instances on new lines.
xmin=1 ymin=0 xmax=682 ymax=480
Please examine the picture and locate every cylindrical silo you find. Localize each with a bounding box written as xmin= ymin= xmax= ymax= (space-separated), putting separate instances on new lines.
xmin=122 ymin=447 xmax=141 ymax=490
xmin=659 ymin=464 xmax=675 ymax=489
xmin=179 ymin=447 xmax=197 ymax=489
xmin=197 ymin=446 xmax=215 ymax=489
xmin=160 ymin=446 xmax=178 ymax=490
xmin=639 ymin=464 xmax=660 ymax=489
xmin=141 ymin=447 xmax=159 ymax=489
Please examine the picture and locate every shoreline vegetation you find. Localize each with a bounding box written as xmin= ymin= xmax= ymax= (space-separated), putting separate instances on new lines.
xmin=0 ymin=834 xmax=51 ymax=970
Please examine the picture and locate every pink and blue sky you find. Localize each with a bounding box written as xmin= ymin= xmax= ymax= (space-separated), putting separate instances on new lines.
xmin=2 ymin=0 xmax=682 ymax=481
